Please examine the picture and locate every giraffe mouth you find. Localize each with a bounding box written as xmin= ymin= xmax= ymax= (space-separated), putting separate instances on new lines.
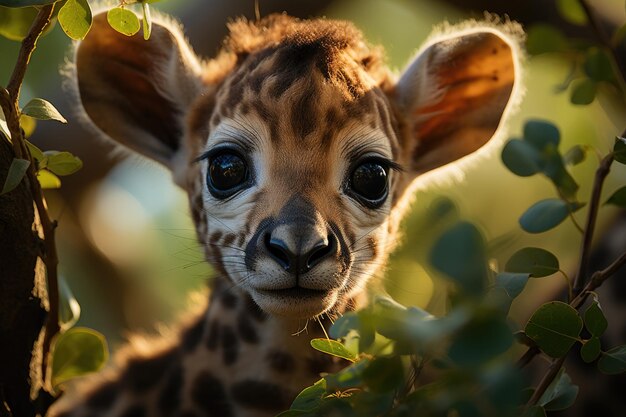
xmin=258 ymin=287 xmax=331 ymax=299
xmin=250 ymin=286 xmax=339 ymax=317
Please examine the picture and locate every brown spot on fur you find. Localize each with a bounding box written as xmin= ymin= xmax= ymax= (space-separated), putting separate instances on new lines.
xmin=119 ymin=405 xmax=147 ymax=417
xmin=206 ymin=320 xmax=220 ymax=351
xmin=230 ymin=380 xmax=292 ymax=410
xmin=86 ymin=381 xmax=118 ymax=409
xmin=157 ymin=363 xmax=183 ymax=415
xmin=221 ymin=325 xmax=239 ymax=365
xmin=223 ymin=233 xmax=236 ymax=247
xmin=236 ymin=312 xmax=259 ymax=343
xmin=366 ymin=236 xmax=378 ymax=260
xmin=182 ymin=317 xmax=205 ymax=352
xmin=290 ymin=81 xmax=317 ymax=139
xmin=307 ymin=353 xmax=335 ymax=376
xmin=191 ymin=371 xmax=233 ymax=417
xmin=245 ymin=296 xmax=267 ymax=322
xmin=220 ymin=290 xmax=238 ymax=309
xmin=125 ymin=349 xmax=178 ymax=393
xmin=266 ymin=350 xmax=295 ymax=373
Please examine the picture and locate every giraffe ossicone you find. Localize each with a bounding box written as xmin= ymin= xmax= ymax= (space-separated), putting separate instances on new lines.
xmin=53 ymin=10 xmax=522 ymax=417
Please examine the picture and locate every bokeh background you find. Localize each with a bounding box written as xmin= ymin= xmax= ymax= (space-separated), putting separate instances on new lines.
xmin=1 ymin=0 xmax=625 ymax=352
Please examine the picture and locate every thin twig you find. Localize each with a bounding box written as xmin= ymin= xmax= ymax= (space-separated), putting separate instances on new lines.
xmin=2 ymin=4 xmax=59 ymax=386
xmin=571 ymin=250 xmax=626 ymax=309
xmin=516 ymin=346 xmax=540 ymax=369
xmin=573 ymin=153 xmax=614 ymax=294
xmin=526 ymin=357 xmax=566 ymax=407
xmin=6 ymin=6 xmax=54 ymax=100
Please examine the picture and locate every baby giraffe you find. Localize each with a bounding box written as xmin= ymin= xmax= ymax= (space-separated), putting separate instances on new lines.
xmin=52 ymin=10 xmax=521 ymax=417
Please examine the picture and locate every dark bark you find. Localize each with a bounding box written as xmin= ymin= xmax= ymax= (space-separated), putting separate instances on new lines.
xmin=0 ymin=137 xmax=47 ymax=417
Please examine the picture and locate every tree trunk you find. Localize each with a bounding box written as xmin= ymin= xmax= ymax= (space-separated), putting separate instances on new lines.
xmin=0 ymin=137 xmax=47 ymax=417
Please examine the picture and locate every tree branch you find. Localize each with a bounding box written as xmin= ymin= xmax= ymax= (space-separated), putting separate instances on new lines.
xmin=527 ymin=356 xmax=566 ymax=407
xmin=1 ymin=4 xmax=59 ymax=388
xmin=573 ymin=153 xmax=613 ymax=294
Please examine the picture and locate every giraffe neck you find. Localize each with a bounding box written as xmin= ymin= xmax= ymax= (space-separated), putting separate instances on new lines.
xmin=175 ymin=277 xmax=361 ymax=416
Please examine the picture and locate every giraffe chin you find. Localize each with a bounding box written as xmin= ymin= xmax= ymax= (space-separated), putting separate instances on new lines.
xmin=249 ymin=287 xmax=340 ymax=319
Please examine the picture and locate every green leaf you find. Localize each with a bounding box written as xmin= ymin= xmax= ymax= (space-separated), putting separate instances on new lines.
xmin=329 ymin=312 xmax=359 ymax=339
xmin=58 ymin=0 xmax=92 ymax=40
xmin=501 ymin=139 xmax=542 ymax=177
xmin=448 ymin=316 xmax=513 ymax=366
xmin=495 ymin=272 xmax=529 ymax=298
xmin=584 ymin=48 xmax=614 ymax=82
xmin=0 ymin=0 xmax=57 ymax=6
xmin=523 ymin=119 xmax=560 ymax=150
xmin=290 ymin=379 xmax=326 ymax=411
xmin=25 ymin=140 xmax=44 ymax=163
xmin=0 ymin=5 xmax=38 ymax=41
xmin=362 ymin=356 xmax=403 ymax=393
xmin=613 ymin=136 xmax=626 ymax=164
xmin=1 ymin=158 xmax=30 ymax=195
xmin=275 ymin=411 xmax=310 ymax=417
xmin=505 ymin=247 xmax=560 ymax=277
xmin=310 ymin=339 xmax=357 ymax=362
xmin=325 ymin=359 xmax=369 ymax=390
xmin=563 ymin=145 xmax=587 ymax=166
xmin=525 ymin=301 xmax=582 ymax=358
xmin=523 ymin=405 xmax=547 ymax=417
xmin=45 ymin=151 xmax=83 ymax=176
xmin=526 ymin=24 xmax=568 ymax=55
xmin=107 ymin=7 xmax=140 ymax=36
xmin=519 ymin=199 xmax=581 ymax=234
xmin=539 ymin=368 xmax=579 ymax=411
xmin=142 ymin=0 xmax=151 ymax=40
xmin=429 ymin=221 xmax=488 ymax=296
xmin=22 ymin=98 xmax=67 ymax=123
xmin=570 ymin=78 xmax=597 ymax=105
xmin=598 ymin=345 xmax=626 ymax=374
xmin=605 ymin=186 xmax=626 ymax=207
xmin=584 ymin=298 xmax=608 ymax=336
xmin=556 ymin=0 xmax=588 ymax=25
xmin=59 ymin=275 xmax=81 ymax=331
xmin=20 ymin=115 xmax=36 ymax=138
xmin=581 ymin=337 xmax=601 ymax=363
xmin=541 ymin=151 xmax=579 ymax=200
xmin=37 ymin=169 xmax=61 ymax=189
xmin=51 ymin=327 xmax=109 ymax=387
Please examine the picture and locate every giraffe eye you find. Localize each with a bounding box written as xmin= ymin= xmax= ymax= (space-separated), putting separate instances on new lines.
xmin=207 ymin=151 xmax=249 ymax=198
xmin=349 ymin=161 xmax=389 ymax=208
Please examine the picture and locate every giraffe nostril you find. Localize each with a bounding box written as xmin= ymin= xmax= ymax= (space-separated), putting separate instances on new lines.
xmin=264 ymin=233 xmax=294 ymax=271
xmin=305 ymin=235 xmax=336 ymax=271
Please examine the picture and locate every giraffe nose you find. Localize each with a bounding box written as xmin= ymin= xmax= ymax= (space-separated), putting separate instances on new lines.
xmin=264 ymin=228 xmax=337 ymax=274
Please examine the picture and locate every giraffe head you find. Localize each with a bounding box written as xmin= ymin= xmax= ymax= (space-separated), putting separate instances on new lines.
xmin=72 ymin=12 xmax=521 ymax=319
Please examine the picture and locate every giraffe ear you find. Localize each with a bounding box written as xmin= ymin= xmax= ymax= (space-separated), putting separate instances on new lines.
xmin=74 ymin=12 xmax=203 ymax=169
xmin=391 ymin=27 xmax=519 ymax=174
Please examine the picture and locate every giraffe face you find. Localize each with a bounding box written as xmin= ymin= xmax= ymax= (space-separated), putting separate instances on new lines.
xmin=196 ymin=55 xmax=399 ymax=317
xmin=73 ymin=13 xmax=520 ymax=319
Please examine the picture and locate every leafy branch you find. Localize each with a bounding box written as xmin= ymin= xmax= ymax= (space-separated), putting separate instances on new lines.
xmin=516 ymin=0 xmax=626 ymax=405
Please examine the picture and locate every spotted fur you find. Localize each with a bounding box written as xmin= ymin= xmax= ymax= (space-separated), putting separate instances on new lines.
xmin=52 ymin=10 xmax=522 ymax=417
